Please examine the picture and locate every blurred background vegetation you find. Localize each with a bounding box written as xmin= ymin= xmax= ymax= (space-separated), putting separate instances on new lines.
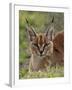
xmin=19 ymin=10 xmax=64 ymax=79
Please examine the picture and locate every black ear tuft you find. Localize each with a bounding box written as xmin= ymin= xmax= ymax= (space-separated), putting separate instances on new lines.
xmin=25 ymin=18 xmax=29 ymax=25
xmin=25 ymin=18 xmax=37 ymax=41
xmin=45 ymin=17 xmax=55 ymax=40
xmin=52 ymin=16 xmax=54 ymax=23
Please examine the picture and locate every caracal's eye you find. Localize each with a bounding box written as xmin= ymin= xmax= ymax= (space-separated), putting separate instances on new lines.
xmin=43 ymin=43 xmax=48 ymax=48
xmin=43 ymin=42 xmax=50 ymax=48
xmin=32 ymin=43 xmax=39 ymax=49
xmin=33 ymin=43 xmax=38 ymax=47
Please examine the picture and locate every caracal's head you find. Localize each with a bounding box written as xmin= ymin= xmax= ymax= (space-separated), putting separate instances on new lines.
xmin=26 ymin=17 xmax=54 ymax=57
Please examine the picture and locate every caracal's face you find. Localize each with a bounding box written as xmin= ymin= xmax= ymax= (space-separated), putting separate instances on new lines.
xmin=30 ymin=34 xmax=53 ymax=57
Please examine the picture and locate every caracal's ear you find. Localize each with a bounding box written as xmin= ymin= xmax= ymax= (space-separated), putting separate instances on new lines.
xmin=45 ymin=17 xmax=54 ymax=41
xmin=25 ymin=18 xmax=37 ymax=41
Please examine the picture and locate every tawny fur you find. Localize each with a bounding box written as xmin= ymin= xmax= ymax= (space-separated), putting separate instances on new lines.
xmin=26 ymin=18 xmax=64 ymax=72
xmin=29 ymin=31 xmax=64 ymax=72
